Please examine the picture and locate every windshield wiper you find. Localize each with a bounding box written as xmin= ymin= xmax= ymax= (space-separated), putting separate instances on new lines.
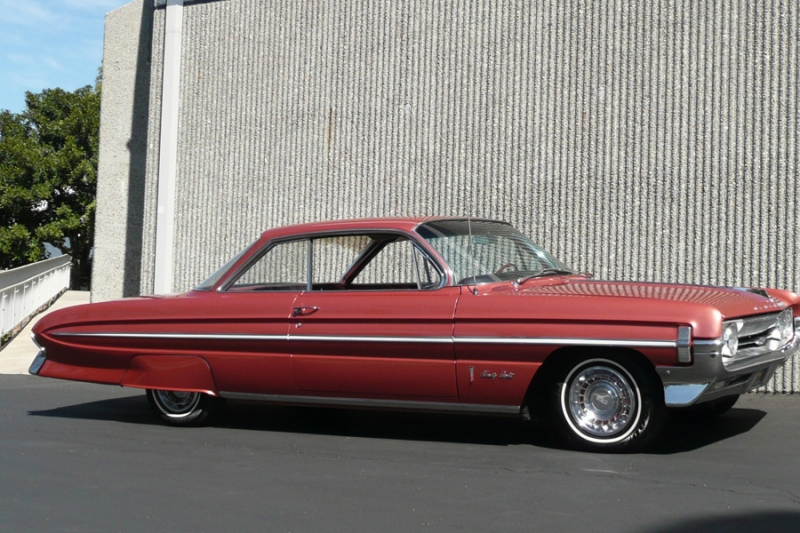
xmin=515 ymin=268 xmax=575 ymax=286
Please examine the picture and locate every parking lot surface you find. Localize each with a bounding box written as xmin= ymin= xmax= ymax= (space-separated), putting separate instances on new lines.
xmin=1 ymin=375 xmax=799 ymax=532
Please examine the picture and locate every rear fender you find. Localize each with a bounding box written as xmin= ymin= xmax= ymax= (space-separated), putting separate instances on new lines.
xmin=121 ymin=355 xmax=218 ymax=396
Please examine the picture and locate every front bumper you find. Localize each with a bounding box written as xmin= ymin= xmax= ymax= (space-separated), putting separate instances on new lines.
xmin=656 ymin=324 xmax=800 ymax=407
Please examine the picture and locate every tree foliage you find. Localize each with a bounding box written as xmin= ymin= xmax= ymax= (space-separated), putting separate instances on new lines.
xmin=0 ymin=81 xmax=100 ymax=289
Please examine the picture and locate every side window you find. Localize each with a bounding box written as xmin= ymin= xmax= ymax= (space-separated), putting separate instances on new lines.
xmin=229 ymin=239 xmax=307 ymax=291
xmin=353 ymin=240 xmax=441 ymax=289
xmin=311 ymin=235 xmax=371 ymax=288
xmin=412 ymin=246 xmax=442 ymax=289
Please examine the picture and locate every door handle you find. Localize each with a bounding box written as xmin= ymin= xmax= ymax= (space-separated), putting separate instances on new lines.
xmin=292 ymin=306 xmax=319 ymax=317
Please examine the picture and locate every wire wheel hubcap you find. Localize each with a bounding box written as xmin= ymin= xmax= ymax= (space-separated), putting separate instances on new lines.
xmin=153 ymin=390 xmax=201 ymax=418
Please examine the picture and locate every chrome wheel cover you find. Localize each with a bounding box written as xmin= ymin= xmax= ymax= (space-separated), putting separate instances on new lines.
xmin=561 ymin=360 xmax=642 ymax=444
xmin=153 ymin=390 xmax=201 ymax=418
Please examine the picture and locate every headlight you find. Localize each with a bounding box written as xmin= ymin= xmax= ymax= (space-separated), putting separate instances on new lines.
xmin=720 ymin=322 xmax=741 ymax=360
xmin=778 ymin=309 xmax=794 ymax=342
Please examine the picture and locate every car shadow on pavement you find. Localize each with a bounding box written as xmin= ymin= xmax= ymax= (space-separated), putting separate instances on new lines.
xmin=28 ymin=396 xmax=767 ymax=452
xmin=28 ymin=395 xmax=548 ymax=446
xmin=648 ymin=407 xmax=767 ymax=455
xmin=640 ymin=510 xmax=800 ymax=533
xmin=219 ymin=400 xmax=543 ymax=447
xmin=28 ymin=394 xmax=155 ymax=425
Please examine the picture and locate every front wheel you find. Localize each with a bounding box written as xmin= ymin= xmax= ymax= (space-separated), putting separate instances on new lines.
xmin=146 ymin=389 xmax=224 ymax=427
xmin=552 ymin=357 xmax=664 ymax=452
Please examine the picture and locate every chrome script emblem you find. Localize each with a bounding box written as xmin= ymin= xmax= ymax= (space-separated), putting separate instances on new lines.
xmin=481 ymin=370 xmax=515 ymax=380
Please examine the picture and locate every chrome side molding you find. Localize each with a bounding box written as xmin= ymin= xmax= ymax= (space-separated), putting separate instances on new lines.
xmin=53 ymin=331 xmax=680 ymax=350
xmin=219 ymin=392 xmax=521 ymax=415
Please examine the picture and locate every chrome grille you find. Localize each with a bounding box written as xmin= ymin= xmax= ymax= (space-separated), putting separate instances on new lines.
xmin=727 ymin=309 xmax=794 ymax=363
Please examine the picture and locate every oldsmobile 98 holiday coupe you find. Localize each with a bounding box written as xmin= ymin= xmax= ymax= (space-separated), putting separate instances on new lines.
xmin=30 ymin=218 xmax=799 ymax=451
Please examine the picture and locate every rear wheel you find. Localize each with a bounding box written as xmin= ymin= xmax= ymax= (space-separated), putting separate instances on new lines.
xmin=146 ymin=389 xmax=224 ymax=427
xmin=552 ymin=357 xmax=664 ymax=452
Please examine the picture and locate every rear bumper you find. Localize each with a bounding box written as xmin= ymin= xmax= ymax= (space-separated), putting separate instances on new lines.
xmin=28 ymin=333 xmax=126 ymax=384
xmin=656 ymin=325 xmax=800 ymax=407
xmin=29 ymin=333 xmax=47 ymax=375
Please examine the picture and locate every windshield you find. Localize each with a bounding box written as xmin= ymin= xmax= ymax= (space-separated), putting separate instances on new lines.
xmin=416 ymin=220 xmax=572 ymax=285
xmin=194 ymin=238 xmax=258 ymax=291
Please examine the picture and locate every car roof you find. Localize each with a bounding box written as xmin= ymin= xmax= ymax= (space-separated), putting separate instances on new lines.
xmin=260 ymin=216 xmax=508 ymax=239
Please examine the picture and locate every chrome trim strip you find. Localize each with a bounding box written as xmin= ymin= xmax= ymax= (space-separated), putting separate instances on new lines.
xmin=677 ymin=326 xmax=692 ymax=363
xmin=53 ymin=332 xmax=289 ymax=341
xmin=291 ymin=335 xmax=453 ymax=344
xmin=692 ymin=338 xmax=723 ymax=355
xmin=30 ymin=332 xmax=44 ymax=350
xmin=52 ymin=331 xmax=676 ymax=348
xmin=693 ymin=339 xmax=723 ymax=346
xmin=454 ymin=337 xmax=677 ymax=348
xmin=219 ymin=392 xmax=521 ymax=415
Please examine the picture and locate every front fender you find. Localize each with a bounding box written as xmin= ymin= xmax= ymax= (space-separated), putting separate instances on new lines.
xmin=121 ymin=355 xmax=218 ymax=395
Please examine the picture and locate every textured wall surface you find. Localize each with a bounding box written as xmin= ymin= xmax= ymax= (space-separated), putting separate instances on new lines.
xmin=114 ymin=0 xmax=800 ymax=391
xmin=93 ymin=0 xmax=153 ymax=302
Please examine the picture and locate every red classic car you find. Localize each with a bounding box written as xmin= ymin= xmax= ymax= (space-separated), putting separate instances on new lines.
xmin=30 ymin=218 xmax=799 ymax=451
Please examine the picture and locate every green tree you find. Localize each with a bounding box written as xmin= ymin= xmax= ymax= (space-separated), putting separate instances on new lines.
xmin=0 ymin=80 xmax=100 ymax=289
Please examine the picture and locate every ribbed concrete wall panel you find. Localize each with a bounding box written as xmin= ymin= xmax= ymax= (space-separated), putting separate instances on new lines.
xmin=93 ymin=0 xmax=152 ymax=302
xmin=139 ymin=9 xmax=164 ymax=295
xmin=136 ymin=0 xmax=799 ymax=392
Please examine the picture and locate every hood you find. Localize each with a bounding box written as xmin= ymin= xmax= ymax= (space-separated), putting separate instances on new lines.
xmin=482 ymin=277 xmax=788 ymax=321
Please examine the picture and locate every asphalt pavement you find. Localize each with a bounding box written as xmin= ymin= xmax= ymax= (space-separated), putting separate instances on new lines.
xmin=1 ymin=374 xmax=799 ymax=533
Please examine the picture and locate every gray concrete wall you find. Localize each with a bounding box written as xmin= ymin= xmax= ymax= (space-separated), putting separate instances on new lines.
xmin=92 ymin=0 xmax=153 ymax=303
xmin=102 ymin=0 xmax=800 ymax=392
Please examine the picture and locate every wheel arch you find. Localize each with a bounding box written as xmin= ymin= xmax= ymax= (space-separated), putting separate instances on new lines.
xmin=523 ymin=346 xmax=662 ymax=415
xmin=120 ymin=354 xmax=219 ymax=396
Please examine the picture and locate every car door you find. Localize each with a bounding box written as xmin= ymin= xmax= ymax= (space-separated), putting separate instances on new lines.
xmin=418 ymin=219 xmax=547 ymax=407
xmin=453 ymin=294 xmax=544 ymax=407
xmin=204 ymin=238 xmax=307 ymax=396
xmin=290 ymin=235 xmax=459 ymax=400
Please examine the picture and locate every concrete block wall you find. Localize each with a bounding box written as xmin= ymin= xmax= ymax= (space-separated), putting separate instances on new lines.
xmin=96 ymin=0 xmax=799 ymax=392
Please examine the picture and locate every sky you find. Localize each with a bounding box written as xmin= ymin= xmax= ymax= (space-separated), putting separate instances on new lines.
xmin=0 ymin=0 xmax=129 ymax=115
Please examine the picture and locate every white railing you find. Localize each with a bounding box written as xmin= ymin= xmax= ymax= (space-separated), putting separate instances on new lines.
xmin=0 ymin=256 xmax=72 ymax=341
